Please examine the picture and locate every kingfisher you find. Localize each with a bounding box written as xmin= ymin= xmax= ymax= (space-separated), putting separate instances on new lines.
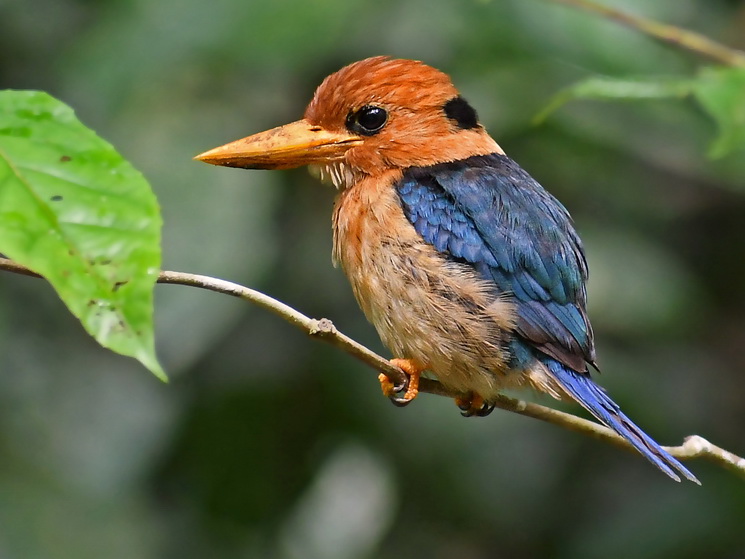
xmin=196 ymin=56 xmax=698 ymax=483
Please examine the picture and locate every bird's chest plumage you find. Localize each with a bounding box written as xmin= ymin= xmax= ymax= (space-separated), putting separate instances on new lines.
xmin=332 ymin=172 xmax=518 ymax=397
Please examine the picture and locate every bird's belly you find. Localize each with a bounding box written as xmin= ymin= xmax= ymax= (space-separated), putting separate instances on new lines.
xmin=333 ymin=176 xmax=519 ymax=398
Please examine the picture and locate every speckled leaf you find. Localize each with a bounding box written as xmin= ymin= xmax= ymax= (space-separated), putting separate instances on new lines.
xmin=0 ymin=90 xmax=164 ymax=378
xmin=692 ymin=67 xmax=745 ymax=158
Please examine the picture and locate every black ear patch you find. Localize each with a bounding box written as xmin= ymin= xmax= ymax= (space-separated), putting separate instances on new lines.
xmin=443 ymin=96 xmax=479 ymax=129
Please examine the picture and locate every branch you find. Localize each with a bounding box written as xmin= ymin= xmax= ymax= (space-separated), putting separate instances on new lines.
xmin=157 ymin=270 xmax=407 ymax=392
xmin=546 ymin=0 xmax=745 ymax=68
xmin=1 ymin=257 xmax=743 ymax=478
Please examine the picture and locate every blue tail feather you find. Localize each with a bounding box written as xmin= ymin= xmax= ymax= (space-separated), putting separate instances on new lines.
xmin=544 ymin=359 xmax=700 ymax=484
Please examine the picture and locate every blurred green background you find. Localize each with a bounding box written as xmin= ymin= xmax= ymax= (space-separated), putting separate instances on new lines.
xmin=2 ymin=0 xmax=744 ymax=557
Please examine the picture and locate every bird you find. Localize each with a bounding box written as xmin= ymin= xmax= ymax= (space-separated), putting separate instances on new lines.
xmin=196 ymin=56 xmax=699 ymax=483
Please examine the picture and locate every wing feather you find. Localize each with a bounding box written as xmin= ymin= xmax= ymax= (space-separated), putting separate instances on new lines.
xmin=396 ymin=153 xmax=595 ymax=371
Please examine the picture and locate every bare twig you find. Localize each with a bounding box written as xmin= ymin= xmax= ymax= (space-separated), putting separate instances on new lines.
xmin=157 ymin=270 xmax=408 ymax=391
xmin=668 ymin=436 xmax=745 ymax=479
xmin=546 ymin=0 xmax=745 ymax=68
xmin=0 ymin=256 xmax=743 ymax=478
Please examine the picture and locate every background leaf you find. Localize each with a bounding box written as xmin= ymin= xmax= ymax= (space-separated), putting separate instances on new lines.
xmin=0 ymin=90 xmax=163 ymax=378
xmin=692 ymin=67 xmax=745 ymax=158
xmin=534 ymin=75 xmax=694 ymax=123
xmin=536 ymin=68 xmax=745 ymax=159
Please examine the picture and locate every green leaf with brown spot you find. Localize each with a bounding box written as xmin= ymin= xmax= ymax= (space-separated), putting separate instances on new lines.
xmin=0 ymin=90 xmax=164 ymax=379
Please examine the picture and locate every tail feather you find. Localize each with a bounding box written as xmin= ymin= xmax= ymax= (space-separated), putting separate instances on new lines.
xmin=544 ymin=359 xmax=700 ymax=484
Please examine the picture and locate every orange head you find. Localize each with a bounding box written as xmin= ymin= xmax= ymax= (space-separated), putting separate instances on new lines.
xmin=196 ymin=57 xmax=502 ymax=188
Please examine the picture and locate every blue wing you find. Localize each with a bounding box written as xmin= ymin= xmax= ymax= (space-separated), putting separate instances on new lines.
xmin=396 ymin=153 xmax=595 ymax=372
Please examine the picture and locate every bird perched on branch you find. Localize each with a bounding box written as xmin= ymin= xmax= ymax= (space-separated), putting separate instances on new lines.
xmin=196 ymin=56 xmax=698 ymax=483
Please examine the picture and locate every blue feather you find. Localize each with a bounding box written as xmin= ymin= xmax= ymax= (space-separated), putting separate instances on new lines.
xmin=397 ymin=154 xmax=595 ymax=370
xmin=543 ymin=358 xmax=700 ymax=483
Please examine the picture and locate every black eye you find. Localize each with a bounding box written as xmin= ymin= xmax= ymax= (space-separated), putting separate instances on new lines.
xmin=346 ymin=105 xmax=388 ymax=135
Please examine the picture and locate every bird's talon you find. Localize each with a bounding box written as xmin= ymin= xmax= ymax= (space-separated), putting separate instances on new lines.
xmin=378 ymin=372 xmax=399 ymax=398
xmin=456 ymin=392 xmax=492 ymax=417
xmin=476 ymin=402 xmax=495 ymax=417
xmin=390 ymin=395 xmax=414 ymax=407
xmin=379 ymin=358 xmax=421 ymax=406
xmin=393 ymin=376 xmax=409 ymax=394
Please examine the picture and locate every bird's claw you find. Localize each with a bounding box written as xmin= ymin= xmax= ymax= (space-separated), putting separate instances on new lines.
xmin=378 ymin=372 xmax=411 ymax=406
xmin=390 ymin=394 xmax=415 ymax=407
xmin=379 ymin=358 xmax=422 ymax=407
xmin=456 ymin=392 xmax=494 ymax=417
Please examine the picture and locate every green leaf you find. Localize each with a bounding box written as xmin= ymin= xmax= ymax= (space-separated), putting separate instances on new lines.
xmin=0 ymin=90 xmax=164 ymax=379
xmin=692 ymin=67 xmax=745 ymax=158
xmin=534 ymin=75 xmax=694 ymax=124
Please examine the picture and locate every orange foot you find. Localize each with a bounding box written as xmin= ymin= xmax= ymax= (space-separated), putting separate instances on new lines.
xmin=378 ymin=358 xmax=422 ymax=407
xmin=455 ymin=391 xmax=495 ymax=417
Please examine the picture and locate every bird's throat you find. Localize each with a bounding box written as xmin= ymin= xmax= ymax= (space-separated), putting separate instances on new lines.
xmin=309 ymin=161 xmax=361 ymax=191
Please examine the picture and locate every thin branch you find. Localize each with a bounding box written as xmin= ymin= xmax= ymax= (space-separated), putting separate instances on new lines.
xmin=667 ymin=436 xmax=745 ymax=479
xmin=0 ymin=256 xmax=743 ymax=477
xmin=546 ymin=0 xmax=745 ymax=68
xmin=157 ymin=270 xmax=407 ymax=392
